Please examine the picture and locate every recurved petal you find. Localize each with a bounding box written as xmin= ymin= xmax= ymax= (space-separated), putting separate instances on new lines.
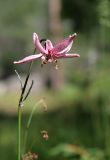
xmin=51 ymin=33 xmax=77 ymax=54
xmin=55 ymin=53 xmax=80 ymax=59
xmin=45 ymin=40 xmax=53 ymax=51
xmin=14 ymin=53 xmax=42 ymax=64
xmin=33 ymin=33 xmax=47 ymax=55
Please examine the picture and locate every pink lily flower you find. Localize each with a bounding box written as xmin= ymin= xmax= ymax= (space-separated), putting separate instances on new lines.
xmin=14 ymin=33 xmax=80 ymax=65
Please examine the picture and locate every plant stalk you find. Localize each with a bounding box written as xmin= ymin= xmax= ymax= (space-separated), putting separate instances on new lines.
xmin=23 ymin=101 xmax=39 ymax=154
xmin=18 ymin=106 xmax=22 ymax=160
xmin=17 ymin=48 xmax=36 ymax=160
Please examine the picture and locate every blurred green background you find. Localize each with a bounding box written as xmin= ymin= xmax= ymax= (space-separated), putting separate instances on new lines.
xmin=0 ymin=0 xmax=110 ymax=159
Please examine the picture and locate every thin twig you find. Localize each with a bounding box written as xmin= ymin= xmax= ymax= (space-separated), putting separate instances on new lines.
xmin=15 ymin=70 xmax=23 ymax=90
xmin=23 ymin=98 xmax=47 ymax=153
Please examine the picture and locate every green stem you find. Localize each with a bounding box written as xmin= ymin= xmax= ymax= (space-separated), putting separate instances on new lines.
xmin=17 ymin=48 xmax=36 ymax=160
xmin=18 ymin=106 xmax=22 ymax=160
xmin=23 ymin=100 xmax=43 ymax=153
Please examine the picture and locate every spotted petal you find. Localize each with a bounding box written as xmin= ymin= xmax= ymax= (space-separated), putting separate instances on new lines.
xmin=51 ymin=33 xmax=77 ymax=54
xmin=14 ymin=53 xmax=42 ymax=64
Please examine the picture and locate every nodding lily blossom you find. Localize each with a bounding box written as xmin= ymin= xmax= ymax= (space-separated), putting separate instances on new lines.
xmin=14 ymin=33 xmax=80 ymax=65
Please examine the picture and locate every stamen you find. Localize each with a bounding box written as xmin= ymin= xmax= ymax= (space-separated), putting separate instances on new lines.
xmin=55 ymin=64 xmax=59 ymax=70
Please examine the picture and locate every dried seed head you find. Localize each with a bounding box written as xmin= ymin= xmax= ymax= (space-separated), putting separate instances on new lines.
xmin=22 ymin=152 xmax=38 ymax=160
xmin=41 ymin=130 xmax=49 ymax=141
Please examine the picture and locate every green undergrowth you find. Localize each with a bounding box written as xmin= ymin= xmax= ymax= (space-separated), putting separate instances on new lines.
xmin=0 ymin=109 xmax=105 ymax=160
xmin=0 ymin=84 xmax=81 ymax=114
